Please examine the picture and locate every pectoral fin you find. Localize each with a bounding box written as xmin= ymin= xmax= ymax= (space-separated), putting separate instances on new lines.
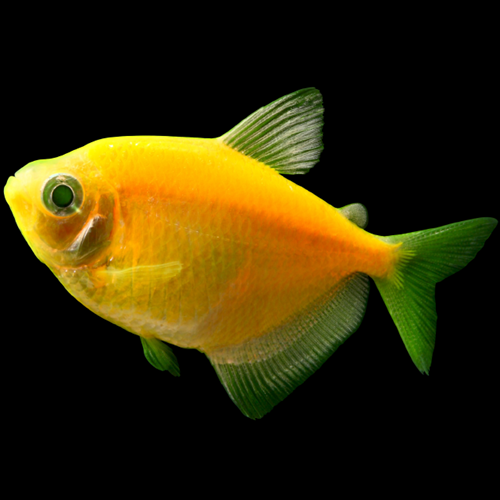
xmin=141 ymin=337 xmax=180 ymax=376
xmin=94 ymin=261 xmax=183 ymax=288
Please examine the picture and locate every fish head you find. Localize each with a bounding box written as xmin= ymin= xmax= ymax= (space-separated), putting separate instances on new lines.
xmin=5 ymin=148 xmax=118 ymax=272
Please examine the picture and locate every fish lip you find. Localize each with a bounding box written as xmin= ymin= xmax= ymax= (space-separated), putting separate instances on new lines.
xmin=4 ymin=175 xmax=19 ymax=202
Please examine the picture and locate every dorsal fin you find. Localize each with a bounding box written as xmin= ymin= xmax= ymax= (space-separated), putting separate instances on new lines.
xmin=219 ymin=88 xmax=324 ymax=174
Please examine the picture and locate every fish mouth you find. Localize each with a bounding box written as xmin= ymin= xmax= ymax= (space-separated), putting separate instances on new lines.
xmin=6 ymin=173 xmax=19 ymax=185
xmin=5 ymin=172 xmax=33 ymax=236
xmin=5 ymin=162 xmax=38 ymax=197
xmin=5 ymin=171 xmax=46 ymax=262
xmin=4 ymin=174 xmax=20 ymax=207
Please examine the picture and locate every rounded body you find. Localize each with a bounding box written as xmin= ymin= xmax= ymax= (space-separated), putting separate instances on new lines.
xmin=48 ymin=136 xmax=396 ymax=351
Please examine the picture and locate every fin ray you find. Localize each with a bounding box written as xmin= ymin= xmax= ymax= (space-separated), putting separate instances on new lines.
xmin=374 ymin=217 xmax=497 ymax=373
xmin=141 ymin=337 xmax=180 ymax=376
xmin=206 ymin=273 xmax=369 ymax=419
xmin=220 ymin=88 xmax=324 ymax=174
xmin=95 ymin=261 xmax=182 ymax=288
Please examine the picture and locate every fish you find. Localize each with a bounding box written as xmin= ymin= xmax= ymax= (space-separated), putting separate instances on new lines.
xmin=4 ymin=88 xmax=497 ymax=419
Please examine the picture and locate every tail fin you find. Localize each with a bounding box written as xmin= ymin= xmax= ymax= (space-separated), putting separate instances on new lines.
xmin=373 ymin=217 xmax=497 ymax=374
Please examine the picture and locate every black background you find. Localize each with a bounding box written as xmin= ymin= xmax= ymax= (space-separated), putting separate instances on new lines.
xmin=3 ymin=34 xmax=497 ymax=472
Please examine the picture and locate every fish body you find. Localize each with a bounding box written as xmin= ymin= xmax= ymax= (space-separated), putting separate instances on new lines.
xmin=4 ymin=89 xmax=497 ymax=418
xmin=33 ymin=135 xmax=391 ymax=350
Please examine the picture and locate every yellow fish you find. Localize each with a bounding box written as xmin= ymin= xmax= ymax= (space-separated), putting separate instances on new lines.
xmin=4 ymin=88 xmax=497 ymax=418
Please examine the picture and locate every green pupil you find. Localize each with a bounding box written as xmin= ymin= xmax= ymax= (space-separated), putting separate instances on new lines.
xmin=52 ymin=184 xmax=74 ymax=208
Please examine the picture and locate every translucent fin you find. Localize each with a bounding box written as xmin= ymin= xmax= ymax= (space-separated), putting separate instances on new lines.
xmin=206 ymin=273 xmax=369 ymax=419
xmin=338 ymin=203 xmax=368 ymax=229
xmin=374 ymin=217 xmax=497 ymax=374
xmin=219 ymin=88 xmax=324 ymax=174
xmin=140 ymin=337 xmax=180 ymax=376
xmin=95 ymin=261 xmax=182 ymax=287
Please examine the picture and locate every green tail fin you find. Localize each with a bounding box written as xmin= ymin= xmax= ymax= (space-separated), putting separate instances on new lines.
xmin=374 ymin=217 xmax=497 ymax=374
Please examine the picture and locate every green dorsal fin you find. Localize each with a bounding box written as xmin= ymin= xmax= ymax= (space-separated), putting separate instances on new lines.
xmin=206 ymin=273 xmax=369 ymax=419
xmin=219 ymin=88 xmax=324 ymax=174
xmin=338 ymin=203 xmax=369 ymax=229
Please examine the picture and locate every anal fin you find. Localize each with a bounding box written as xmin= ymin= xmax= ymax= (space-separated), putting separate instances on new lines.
xmin=206 ymin=273 xmax=369 ymax=419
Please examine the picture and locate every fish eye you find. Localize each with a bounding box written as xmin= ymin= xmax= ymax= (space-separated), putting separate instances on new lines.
xmin=42 ymin=174 xmax=83 ymax=216
xmin=52 ymin=184 xmax=74 ymax=207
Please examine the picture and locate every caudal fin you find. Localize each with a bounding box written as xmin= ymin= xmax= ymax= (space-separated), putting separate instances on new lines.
xmin=373 ymin=217 xmax=497 ymax=374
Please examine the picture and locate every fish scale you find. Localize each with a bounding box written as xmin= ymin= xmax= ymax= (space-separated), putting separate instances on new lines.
xmin=4 ymin=88 xmax=496 ymax=418
xmin=90 ymin=138 xmax=365 ymax=345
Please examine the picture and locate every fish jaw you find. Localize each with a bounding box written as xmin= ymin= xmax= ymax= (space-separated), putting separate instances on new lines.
xmin=4 ymin=171 xmax=41 ymax=259
xmin=5 ymin=160 xmax=49 ymax=223
xmin=4 ymin=174 xmax=18 ymax=205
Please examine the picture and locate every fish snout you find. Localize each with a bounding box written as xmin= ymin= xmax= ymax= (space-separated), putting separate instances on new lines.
xmin=4 ymin=174 xmax=19 ymax=201
xmin=4 ymin=172 xmax=39 ymax=245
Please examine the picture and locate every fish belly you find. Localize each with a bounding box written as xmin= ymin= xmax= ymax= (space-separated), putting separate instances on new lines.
xmin=65 ymin=200 xmax=392 ymax=351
